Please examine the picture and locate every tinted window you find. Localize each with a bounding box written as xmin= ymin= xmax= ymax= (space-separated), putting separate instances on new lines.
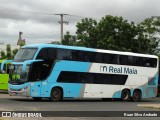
xmin=36 ymin=48 xmax=48 ymax=59
xmin=57 ymin=49 xmax=72 ymax=60
xmin=110 ymin=54 xmax=119 ymax=64
xmin=36 ymin=48 xmax=57 ymax=60
xmin=57 ymin=71 xmax=128 ymax=85
xmin=101 ymin=53 xmax=110 ymax=63
xmin=37 ymin=48 xmax=158 ymax=68
xmin=128 ymin=56 xmax=134 ymax=65
xmin=119 ymin=55 xmax=128 ymax=65
xmin=150 ymin=58 xmax=157 ymax=67
xmin=48 ymin=48 xmax=56 ymax=60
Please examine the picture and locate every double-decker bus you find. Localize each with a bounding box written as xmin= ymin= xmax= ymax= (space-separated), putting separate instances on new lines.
xmin=0 ymin=60 xmax=10 ymax=91
xmin=2 ymin=44 xmax=158 ymax=101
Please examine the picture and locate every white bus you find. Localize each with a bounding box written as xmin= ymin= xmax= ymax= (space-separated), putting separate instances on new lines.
xmin=5 ymin=44 xmax=159 ymax=101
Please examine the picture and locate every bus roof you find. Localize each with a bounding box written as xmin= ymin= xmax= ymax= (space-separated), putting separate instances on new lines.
xmin=23 ymin=43 xmax=158 ymax=59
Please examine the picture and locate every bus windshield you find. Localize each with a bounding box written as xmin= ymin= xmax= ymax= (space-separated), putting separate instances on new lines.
xmin=14 ymin=48 xmax=37 ymax=62
xmin=9 ymin=65 xmax=30 ymax=84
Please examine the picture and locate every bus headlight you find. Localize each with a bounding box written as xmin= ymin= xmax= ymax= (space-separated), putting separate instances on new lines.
xmin=22 ymin=86 xmax=29 ymax=91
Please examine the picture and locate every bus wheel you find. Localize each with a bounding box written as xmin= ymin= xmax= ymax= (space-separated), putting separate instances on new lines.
xmin=132 ymin=90 xmax=141 ymax=102
xmin=50 ymin=88 xmax=63 ymax=102
xmin=121 ymin=89 xmax=130 ymax=101
xmin=32 ymin=97 xmax=42 ymax=101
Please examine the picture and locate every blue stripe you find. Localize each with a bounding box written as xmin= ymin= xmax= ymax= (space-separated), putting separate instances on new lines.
xmin=43 ymin=61 xmax=92 ymax=98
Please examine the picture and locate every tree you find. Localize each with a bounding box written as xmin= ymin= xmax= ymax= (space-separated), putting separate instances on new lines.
xmin=62 ymin=31 xmax=76 ymax=46
xmin=96 ymin=16 xmax=135 ymax=51
xmin=19 ymin=42 xmax=26 ymax=48
xmin=0 ymin=44 xmax=19 ymax=60
xmin=6 ymin=44 xmax=12 ymax=60
xmin=0 ymin=50 xmax=5 ymax=59
xmin=63 ymin=15 xmax=159 ymax=54
xmin=139 ymin=16 xmax=160 ymax=54
xmin=51 ymin=41 xmax=61 ymax=45
xmin=75 ymin=18 xmax=98 ymax=47
xmin=12 ymin=48 xmax=19 ymax=59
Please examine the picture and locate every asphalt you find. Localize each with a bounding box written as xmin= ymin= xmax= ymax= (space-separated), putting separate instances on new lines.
xmin=0 ymin=93 xmax=160 ymax=120
xmin=1 ymin=92 xmax=160 ymax=109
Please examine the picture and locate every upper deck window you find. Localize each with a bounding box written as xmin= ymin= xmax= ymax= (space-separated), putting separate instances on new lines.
xmin=36 ymin=48 xmax=56 ymax=60
xmin=36 ymin=47 xmax=157 ymax=68
xmin=14 ymin=48 xmax=37 ymax=62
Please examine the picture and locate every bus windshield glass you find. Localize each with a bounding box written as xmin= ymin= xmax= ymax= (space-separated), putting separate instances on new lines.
xmin=9 ymin=65 xmax=30 ymax=84
xmin=14 ymin=48 xmax=37 ymax=62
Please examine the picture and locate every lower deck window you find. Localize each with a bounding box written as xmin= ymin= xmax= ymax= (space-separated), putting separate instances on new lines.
xmin=57 ymin=71 xmax=128 ymax=85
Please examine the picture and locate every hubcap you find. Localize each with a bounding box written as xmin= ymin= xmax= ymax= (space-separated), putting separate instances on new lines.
xmin=124 ymin=93 xmax=128 ymax=100
xmin=53 ymin=91 xmax=59 ymax=98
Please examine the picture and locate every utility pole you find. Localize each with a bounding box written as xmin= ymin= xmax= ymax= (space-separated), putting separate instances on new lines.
xmin=55 ymin=14 xmax=69 ymax=41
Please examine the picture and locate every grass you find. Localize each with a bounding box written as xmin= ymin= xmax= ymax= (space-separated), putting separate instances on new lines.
xmin=141 ymin=106 xmax=160 ymax=109
xmin=0 ymin=118 xmax=5 ymax=120
xmin=137 ymin=104 xmax=160 ymax=109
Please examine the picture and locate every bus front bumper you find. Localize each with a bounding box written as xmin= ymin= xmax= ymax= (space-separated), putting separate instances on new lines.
xmin=8 ymin=86 xmax=30 ymax=97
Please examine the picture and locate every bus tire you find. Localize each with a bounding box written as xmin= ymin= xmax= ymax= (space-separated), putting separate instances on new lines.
xmin=32 ymin=97 xmax=42 ymax=101
xmin=132 ymin=90 xmax=141 ymax=102
xmin=50 ymin=87 xmax=63 ymax=102
xmin=121 ymin=89 xmax=130 ymax=101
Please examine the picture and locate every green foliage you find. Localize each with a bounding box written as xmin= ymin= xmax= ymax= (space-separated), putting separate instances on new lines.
xmin=12 ymin=48 xmax=19 ymax=59
xmin=139 ymin=16 xmax=160 ymax=54
xmin=96 ymin=16 xmax=134 ymax=51
xmin=51 ymin=41 xmax=62 ymax=45
xmin=0 ymin=44 xmax=19 ymax=60
xmin=0 ymin=50 xmax=5 ymax=59
xmin=63 ymin=15 xmax=160 ymax=54
xmin=6 ymin=44 xmax=12 ymax=60
xmin=62 ymin=31 xmax=76 ymax=46
xmin=75 ymin=18 xmax=98 ymax=47
xmin=20 ymin=42 xmax=26 ymax=47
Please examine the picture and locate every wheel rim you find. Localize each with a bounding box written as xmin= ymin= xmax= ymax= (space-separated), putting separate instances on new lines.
xmin=123 ymin=93 xmax=129 ymax=100
xmin=133 ymin=92 xmax=139 ymax=100
xmin=53 ymin=90 xmax=60 ymax=99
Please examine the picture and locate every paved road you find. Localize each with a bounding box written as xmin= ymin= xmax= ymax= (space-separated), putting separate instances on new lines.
xmin=0 ymin=93 xmax=160 ymax=120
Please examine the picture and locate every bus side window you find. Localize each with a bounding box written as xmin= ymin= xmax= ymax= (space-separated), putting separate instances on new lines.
xmin=48 ymin=48 xmax=56 ymax=60
xmin=95 ymin=53 xmax=102 ymax=63
xmin=36 ymin=48 xmax=48 ymax=60
xmin=64 ymin=50 xmax=72 ymax=60
xmin=86 ymin=73 xmax=97 ymax=84
xmin=128 ymin=56 xmax=133 ymax=66
xmin=120 ymin=55 xmax=128 ymax=65
xmin=110 ymin=54 xmax=119 ymax=64
xmin=102 ymin=53 xmax=110 ymax=64
xmin=150 ymin=58 xmax=157 ymax=67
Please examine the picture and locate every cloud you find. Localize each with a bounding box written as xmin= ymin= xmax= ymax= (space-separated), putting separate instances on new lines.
xmin=0 ymin=0 xmax=159 ymax=45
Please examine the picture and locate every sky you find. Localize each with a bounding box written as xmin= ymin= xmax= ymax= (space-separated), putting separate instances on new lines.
xmin=0 ymin=0 xmax=160 ymax=46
